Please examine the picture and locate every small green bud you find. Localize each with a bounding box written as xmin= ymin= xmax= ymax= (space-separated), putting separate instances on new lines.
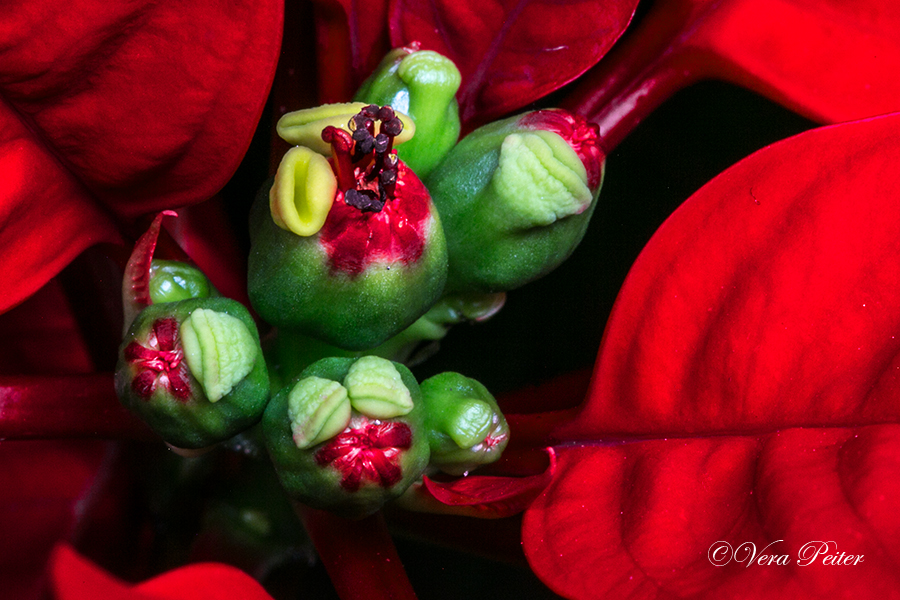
xmin=116 ymin=297 xmax=269 ymax=449
xmin=181 ymin=308 xmax=258 ymax=402
xmin=426 ymin=109 xmax=604 ymax=293
xmin=148 ymin=260 xmax=215 ymax=304
xmin=420 ymin=372 xmax=509 ymax=475
xmin=263 ymin=357 xmax=430 ymax=518
xmin=344 ymin=356 xmax=414 ymax=419
xmin=355 ymin=47 xmax=461 ymax=178
xmin=286 ymin=376 xmax=352 ymax=449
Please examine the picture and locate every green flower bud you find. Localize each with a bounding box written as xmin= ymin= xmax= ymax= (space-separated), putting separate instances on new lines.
xmin=263 ymin=357 xmax=430 ymax=519
xmin=148 ymin=260 xmax=215 ymax=304
xmin=355 ymin=46 xmax=461 ymax=178
xmin=249 ymin=104 xmax=448 ymax=351
xmin=420 ymin=372 xmax=509 ymax=476
xmin=116 ymin=297 xmax=270 ymax=449
xmin=426 ymin=109 xmax=605 ymax=293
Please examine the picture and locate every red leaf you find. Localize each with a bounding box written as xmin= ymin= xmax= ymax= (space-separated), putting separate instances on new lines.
xmin=557 ymin=112 xmax=900 ymax=441
xmin=0 ymin=442 xmax=107 ymax=600
xmin=311 ymin=0 xmax=391 ymax=102
xmin=694 ymin=0 xmax=900 ymax=124
xmin=523 ymin=428 xmax=900 ymax=599
xmin=421 ymin=451 xmax=555 ymax=518
xmin=0 ymin=1 xmax=283 ymax=313
xmin=122 ymin=212 xmax=175 ymax=330
xmin=50 ymin=543 xmax=275 ymax=600
xmin=568 ymin=0 xmax=900 ymax=151
xmin=389 ymin=0 xmax=639 ymax=127
xmin=520 ymin=113 xmax=900 ymax=597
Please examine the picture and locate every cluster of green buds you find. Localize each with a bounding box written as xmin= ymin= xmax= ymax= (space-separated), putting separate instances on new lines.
xmin=116 ymin=44 xmax=606 ymax=518
xmin=262 ymin=356 xmax=508 ymax=518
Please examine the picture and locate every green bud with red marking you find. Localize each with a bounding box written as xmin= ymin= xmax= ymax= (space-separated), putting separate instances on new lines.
xmin=263 ymin=356 xmax=430 ymax=519
xmin=420 ymin=372 xmax=509 ymax=476
xmin=426 ymin=109 xmax=605 ymax=293
xmin=249 ymin=104 xmax=447 ymax=351
xmin=116 ymin=297 xmax=269 ymax=449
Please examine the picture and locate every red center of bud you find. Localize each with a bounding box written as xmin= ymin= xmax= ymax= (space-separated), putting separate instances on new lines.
xmin=520 ymin=110 xmax=604 ymax=190
xmin=318 ymin=105 xmax=432 ymax=275
xmin=314 ymin=418 xmax=413 ymax=492
xmin=482 ymin=432 xmax=507 ymax=449
xmin=124 ymin=318 xmax=191 ymax=401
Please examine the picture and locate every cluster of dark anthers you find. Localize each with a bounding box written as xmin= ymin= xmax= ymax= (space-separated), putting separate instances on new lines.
xmin=322 ymin=104 xmax=404 ymax=213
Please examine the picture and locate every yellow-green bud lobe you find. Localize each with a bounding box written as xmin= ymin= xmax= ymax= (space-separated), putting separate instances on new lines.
xmin=276 ymin=102 xmax=415 ymax=155
xmin=443 ymin=398 xmax=493 ymax=449
xmin=181 ymin=309 xmax=257 ymax=402
xmin=270 ymin=146 xmax=337 ymax=236
xmin=344 ymin=356 xmax=414 ymax=419
xmin=286 ymin=376 xmax=352 ymax=449
xmin=491 ymin=130 xmax=592 ymax=228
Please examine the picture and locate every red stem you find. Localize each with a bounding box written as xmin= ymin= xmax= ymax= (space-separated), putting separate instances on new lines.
xmin=0 ymin=374 xmax=153 ymax=440
xmin=562 ymin=0 xmax=716 ymax=154
xmin=297 ymin=506 xmax=418 ymax=600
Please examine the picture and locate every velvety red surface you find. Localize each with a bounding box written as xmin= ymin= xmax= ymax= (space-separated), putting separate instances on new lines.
xmin=0 ymin=0 xmax=282 ymax=313
xmin=389 ymin=0 xmax=639 ymax=127
xmin=520 ymin=112 xmax=900 ymax=599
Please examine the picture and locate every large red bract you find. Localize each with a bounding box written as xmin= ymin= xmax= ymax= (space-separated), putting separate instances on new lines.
xmin=0 ymin=0 xmax=283 ymax=313
xmin=521 ymin=112 xmax=900 ymax=599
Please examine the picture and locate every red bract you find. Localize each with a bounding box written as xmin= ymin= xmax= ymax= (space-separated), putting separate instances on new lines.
xmin=0 ymin=0 xmax=283 ymax=314
xmin=0 ymin=442 xmax=108 ymax=600
xmin=519 ymin=113 xmax=900 ymax=598
xmin=51 ymin=543 xmax=275 ymax=600
xmin=310 ymin=0 xmax=391 ymax=102
xmin=567 ymin=0 xmax=900 ymax=151
xmin=389 ymin=0 xmax=639 ymax=127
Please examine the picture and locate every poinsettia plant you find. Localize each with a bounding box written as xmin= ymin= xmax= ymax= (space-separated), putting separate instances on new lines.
xmin=2 ymin=0 xmax=900 ymax=599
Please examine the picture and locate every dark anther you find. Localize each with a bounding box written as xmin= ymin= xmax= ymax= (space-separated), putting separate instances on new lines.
xmin=380 ymin=169 xmax=397 ymax=187
xmin=345 ymin=188 xmax=384 ymax=212
xmin=381 ymin=117 xmax=403 ymax=137
xmin=377 ymin=106 xmax=395 ymax=122
xmin=362 ymin=104 xmax=381 ymax=119
xmin=374 ymin=133 xmax=390 ymax=153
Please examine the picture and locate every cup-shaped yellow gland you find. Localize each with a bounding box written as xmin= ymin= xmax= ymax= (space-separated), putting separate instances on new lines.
xmin=276 ymin=102 xmax=415 ymax=156
xmin=270 ymin=146 xmax=337 ymax=236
